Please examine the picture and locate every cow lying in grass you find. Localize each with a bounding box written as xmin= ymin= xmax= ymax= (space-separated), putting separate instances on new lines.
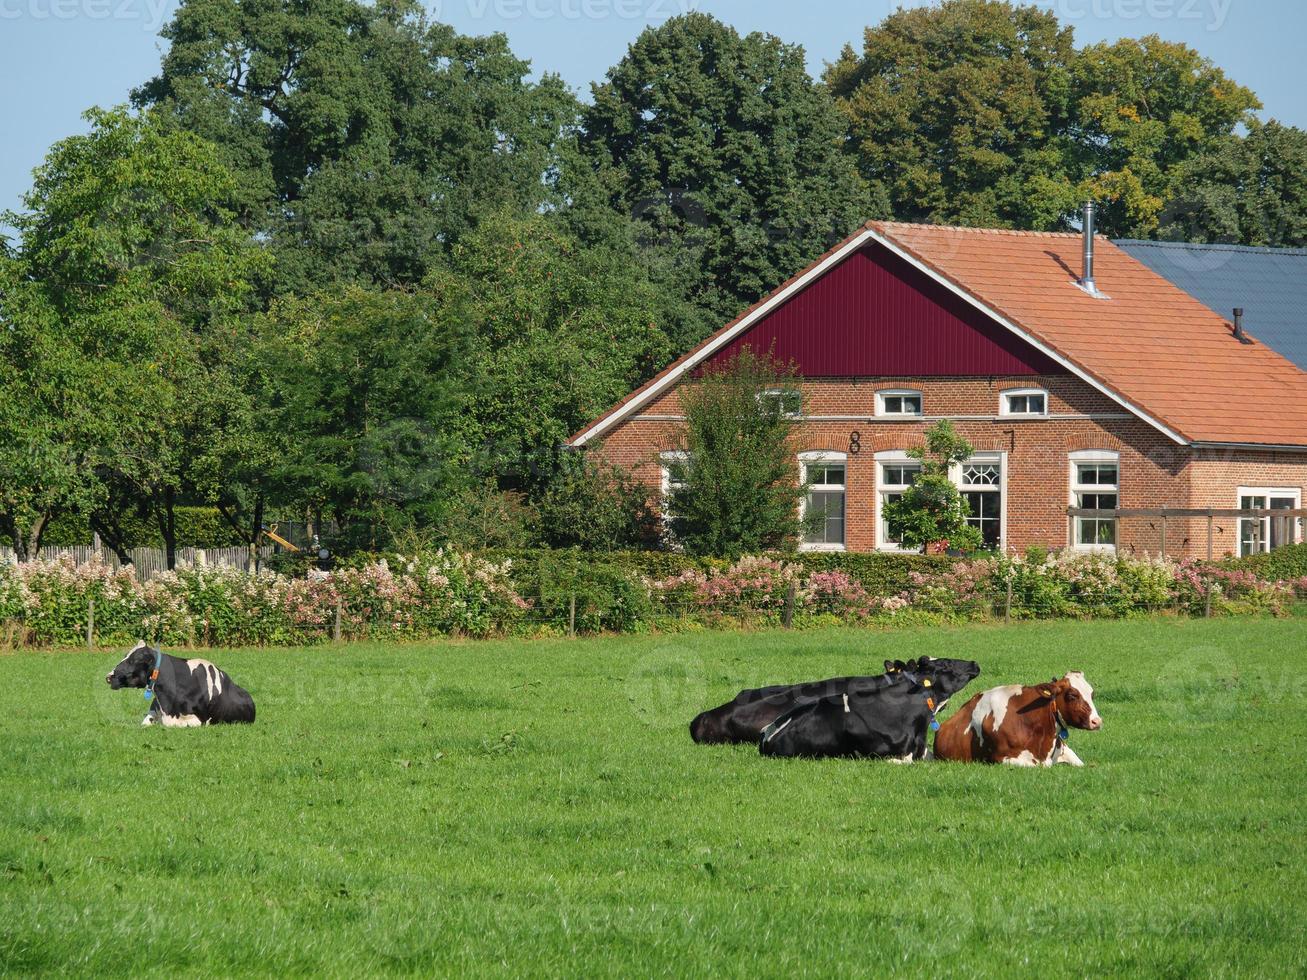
xmin=690 ymin=657 xmax=981 ymax=745
xmin=757 ymin=658 xmax=982 ymax=761
xmin=106 ymin=642 xmax=256 ymax=727
xmin=933 ymin=672 xmax=1101 ymax=767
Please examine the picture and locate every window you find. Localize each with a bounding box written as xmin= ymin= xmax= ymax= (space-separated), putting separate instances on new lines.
xmin=1070 ymin=452 xmax=1119 ymax=550
xmin=799 ymin=452 xmax=846 ymax=551
xmin=876 ymin=389 xmax=923 ymax=418
xmin=659 ymin=451 xmax=689 ymax=523
xmin=876 ymin=451 xmax=922 ymax=551
xmin=1001 ymin=388 xmax=1048 ymax=417
xmin=1238 ymin=487 xmax=1301 ymax=557
xmin=957 ymin=454 xmax=1003 ymax=549
xmin=758 ymin=388 xmax=802 ymax=419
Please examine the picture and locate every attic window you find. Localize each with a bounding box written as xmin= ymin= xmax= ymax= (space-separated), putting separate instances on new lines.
xmin=758 ymin=388 xmax=802 ymax=419
xmin=876 ymin=390 xmax=923 ymax=418
xmin=1001 ymin=388 xmax=1048 ymax=418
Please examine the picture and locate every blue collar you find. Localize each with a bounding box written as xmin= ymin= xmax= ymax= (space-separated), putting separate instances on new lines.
xmin=143 ymin=649 xmax=163 ymax=703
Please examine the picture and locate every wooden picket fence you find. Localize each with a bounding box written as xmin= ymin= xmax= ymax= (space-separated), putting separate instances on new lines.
xmin=0 ymin=544 xmax=275 ymax=582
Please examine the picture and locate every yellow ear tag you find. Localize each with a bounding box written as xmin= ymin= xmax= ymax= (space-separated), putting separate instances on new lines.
xmin=922 ymin=679 xmax=932 ymax=688
xmin=1040 ymin=688 xmax=1053 ymax=699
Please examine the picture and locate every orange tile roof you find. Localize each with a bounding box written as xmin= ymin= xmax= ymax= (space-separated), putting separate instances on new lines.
xmin=870 ymin=221 xmax=1307 ymax=447
xmin=570 ymin=220 xmax=1307 ymax=448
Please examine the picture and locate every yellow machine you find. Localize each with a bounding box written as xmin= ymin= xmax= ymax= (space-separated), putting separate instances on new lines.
xmin=259 ymin=524 xmax=301 ymax=552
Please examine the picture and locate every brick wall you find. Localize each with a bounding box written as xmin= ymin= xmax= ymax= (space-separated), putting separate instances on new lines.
xmin=589 ymin=375 xmax=1307 ymax=558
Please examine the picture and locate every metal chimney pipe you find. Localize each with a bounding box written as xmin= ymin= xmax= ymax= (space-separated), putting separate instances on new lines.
xmin=1233 ymin=307 xmax=1248 ymax=343
xmin=1081 ymin=201 xmax=1097 ymax=295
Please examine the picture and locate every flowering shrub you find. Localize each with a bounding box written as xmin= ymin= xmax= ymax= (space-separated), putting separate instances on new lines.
xmin=0 ymin=551 xmax=527 ymax=648
xmin=648 ymin=556 xmax=802 ymax=618
xmin=1172 ymin=560 xmax=1291 ymax=616
xmin=799 ymin=570 xmax=875 ymax=619
xmin=0 ymin=547 xmax=1293 ymax=649
xmin=908 ymin=560 xmax=998 ymax=618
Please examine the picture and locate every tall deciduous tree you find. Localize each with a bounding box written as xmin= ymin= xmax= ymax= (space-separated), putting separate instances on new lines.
xmin=825 ymin=0 xmax=1080 ymax=230
xmin=827 ymin=0 xmax=1267 ymax=239
xmin=1072 ymin=34 xmax=1261 ymax=238
xmin=0 ymin=108 xmax=267 ymax=564
xmin=665 ymin=350 xmax=805 ymax=557
xmin=134 ymin=0 xmax=578 ymax=293
xmin=440 ymin=211 xmax=673 ymax=493
xmin=582 ymin=12 xmax=871 ymax=341
xmin=1158 ymin=122 xmax=1307 ymax=247
xmin=262 ymin=284 xmax=469 ymax=548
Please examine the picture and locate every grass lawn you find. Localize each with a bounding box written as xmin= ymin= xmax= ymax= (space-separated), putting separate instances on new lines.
xmin=2 ymin=618 xmax=1306 ymax=977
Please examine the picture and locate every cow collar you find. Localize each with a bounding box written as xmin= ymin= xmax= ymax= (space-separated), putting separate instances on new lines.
xmin=143 ymin=649 xmax=163 ymax=704
xmin=1052 ymin=702 xmax=1070 ymax=743
xmin=922 ymin=679 xmax=941 ymax=732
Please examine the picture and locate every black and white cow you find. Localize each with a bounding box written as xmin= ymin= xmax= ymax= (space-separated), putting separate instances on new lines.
xmin=690 ymin=657 xmax=978 ymax=745
xmin=106 ymin=642 xmax=256 ymax=727
xmin=758 ymin=658 xmax=981 ymax=761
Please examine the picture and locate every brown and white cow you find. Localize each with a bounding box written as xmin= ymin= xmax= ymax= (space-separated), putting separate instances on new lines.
xmin=933 ymin=672 xmax=1101 ymax=767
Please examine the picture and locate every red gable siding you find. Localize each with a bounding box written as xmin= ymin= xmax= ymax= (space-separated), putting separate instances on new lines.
xmin=705 ymin=243 xmax=1066 ymax=376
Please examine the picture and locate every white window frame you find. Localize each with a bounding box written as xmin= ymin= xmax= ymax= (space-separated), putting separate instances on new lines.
xmin=999 ymin=387 xmax=1049 ymax=418
xmin=951 ymin=452 xmax=1007 ymax=552
xmin=875 ymin=389 xmax=924 ymax=418
xmin=798 ymin=451 xmax=847 ymax=553
xmin=660 ymin=450 xmax=689 ymax=513
xmin=875 ymin=450 xmax=923 ymax=552
xmin=1237 ymin=486 xmax=1302 ymax=556
xmin=1069 ymin=451 xmax=1120 ymax=553
xmin=758 ymin=388 xmax=803 ymax=419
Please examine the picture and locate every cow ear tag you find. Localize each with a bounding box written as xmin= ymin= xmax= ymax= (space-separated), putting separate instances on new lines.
xmin=922 ymin=679 xmax=932 ymax=688
xmin=927 ymin=696 xmax=940 ymax=731
xmin=1040 ymin=688 xmax=1053 ymax=699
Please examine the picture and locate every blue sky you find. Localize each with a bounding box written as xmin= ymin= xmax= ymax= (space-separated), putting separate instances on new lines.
xmin=2 ymin=0 xmax=1304 ymax=222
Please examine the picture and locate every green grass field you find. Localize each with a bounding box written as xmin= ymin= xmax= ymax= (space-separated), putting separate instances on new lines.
xmin=2 ymin=619 xmax=1306 ymax=977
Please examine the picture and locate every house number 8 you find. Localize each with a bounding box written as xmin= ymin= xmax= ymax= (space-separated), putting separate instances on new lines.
xmin=849 ymin=430 xmax=862 ymax=455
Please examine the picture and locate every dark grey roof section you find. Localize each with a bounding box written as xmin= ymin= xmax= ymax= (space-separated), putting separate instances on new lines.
xmin=1115 ymin=240 xmax=1307 ymax=371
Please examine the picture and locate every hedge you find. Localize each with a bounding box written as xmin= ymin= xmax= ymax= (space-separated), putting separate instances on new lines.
xmin=42 ymin=507 xmax=247 ymax=548
xmin=1225 ymin=543 xmax=1307 ymax=583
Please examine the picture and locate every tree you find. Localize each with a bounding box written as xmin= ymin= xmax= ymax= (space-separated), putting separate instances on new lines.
xmin=1072 ymin=34 xmax=1261 ymax=237
xmin=263 ymin=284 xmax=469 ymax=549
xmin=664 ymin=350 xmax=805 ymax=557
xmin=135 ymin=0 xmax=578 ymax=293
xmin=826 ymin=1 xmax=1268 ymax=238
xmin=1158 ymin=122 xmax=1307 ymax=247
xmin=440 ymin=211 xmax=673 ymax=494
xmin=881 ymin=421 xmax=984 ymax=554
xmin=825 ymin=0 xmax=1080 ymax=230
xmin=537 ymin=453 xmax=657 ymax=551
xmin=582 ymin=12 xmax=871 ymax=340
xmin=0 ymin=108 xmax=267 ymax=564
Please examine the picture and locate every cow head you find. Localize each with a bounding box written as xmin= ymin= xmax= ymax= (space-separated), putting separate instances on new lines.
xmin=106 ymin=642 xmax=156 ymax=690
xmin=1043 ymin=672 xmax=1102 ymax=731
xmin=915 ymin=656 xmax=982 ymax=701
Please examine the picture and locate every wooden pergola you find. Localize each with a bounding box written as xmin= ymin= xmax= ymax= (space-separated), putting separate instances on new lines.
xmin=1065 ymin=507 xmax=1307 ymax=560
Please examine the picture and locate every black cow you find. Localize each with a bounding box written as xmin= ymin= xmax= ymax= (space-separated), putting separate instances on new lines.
xmin=758 ymin=658 xmax=981 ymax=761
xmin=106 ymin=642 xmax=255 ymax=726
xmin=689 ymin=657 xmax=976 ymax=745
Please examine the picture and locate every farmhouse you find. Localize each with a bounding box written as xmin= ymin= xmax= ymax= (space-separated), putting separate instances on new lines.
xmin=568 ymin=216 xmax=1307 ymax=558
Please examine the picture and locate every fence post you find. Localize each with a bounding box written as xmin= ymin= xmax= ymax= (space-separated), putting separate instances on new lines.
xmin=783 ymin=583 xmax=796 ymax=629
xmin=86 ymin=597 xmax=94 ymax=649
xmin=333 ymin=598 xmax=343 ymax=644
xmin=568 ymin=594 xmax=577 ymax=637
xmin=1004 ymin=577 xmax=1013 ymax=626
